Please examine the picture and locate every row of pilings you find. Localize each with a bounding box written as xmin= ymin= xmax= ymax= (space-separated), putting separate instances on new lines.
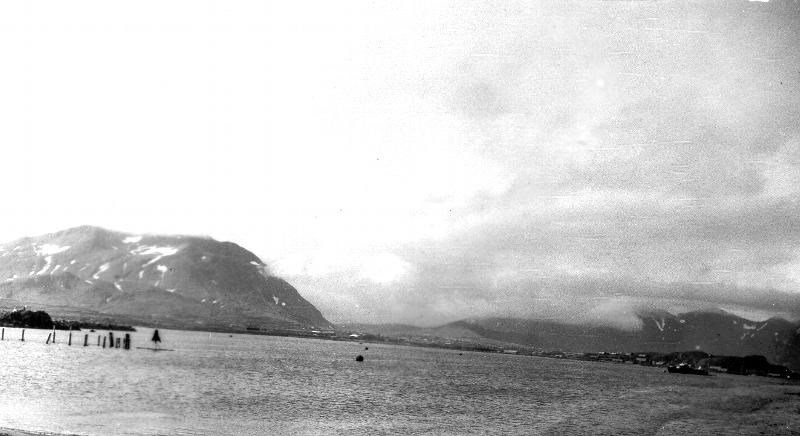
xmin=0 ymin=326 xmax=131 ymax=349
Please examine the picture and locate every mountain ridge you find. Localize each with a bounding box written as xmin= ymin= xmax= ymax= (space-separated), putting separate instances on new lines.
xmin=0 ymin=225 xmax=332 ymax=331
xmin=349 ymin=309 xmax=800 ymax=370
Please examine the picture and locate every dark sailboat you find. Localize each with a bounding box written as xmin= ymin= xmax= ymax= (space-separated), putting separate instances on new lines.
xmin=152 ymin=329 xmax=161 ymax=348
xmin=136 ymin=328 xmax=172 ymax=351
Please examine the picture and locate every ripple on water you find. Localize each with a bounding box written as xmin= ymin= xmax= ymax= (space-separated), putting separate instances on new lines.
xmin=0 ymin=328 xmax=797 ymax=435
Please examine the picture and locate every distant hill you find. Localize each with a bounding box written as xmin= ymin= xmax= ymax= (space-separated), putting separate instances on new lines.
xmin=0 ymin=226 xmax=332 ymax=331
xmin=354 ymin=310 xmax=800 ymax=370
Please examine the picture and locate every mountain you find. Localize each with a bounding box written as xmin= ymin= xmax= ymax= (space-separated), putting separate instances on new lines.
xmin=359 ymin=310 xmax=800 ymax=370
xmin=0 ymin=226 xmax=331 ymax=331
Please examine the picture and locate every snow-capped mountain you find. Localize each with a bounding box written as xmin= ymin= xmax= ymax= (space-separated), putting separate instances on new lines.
xmin=0 ymin=226 xmax=331 ymax=330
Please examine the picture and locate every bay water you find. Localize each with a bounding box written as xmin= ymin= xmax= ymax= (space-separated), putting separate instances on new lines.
xmin=0 ymin=327 xmax=796 ymax=435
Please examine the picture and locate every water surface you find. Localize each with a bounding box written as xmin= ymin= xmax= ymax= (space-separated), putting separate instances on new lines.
xmin=0 ymin=327 xmax=796 ymax=435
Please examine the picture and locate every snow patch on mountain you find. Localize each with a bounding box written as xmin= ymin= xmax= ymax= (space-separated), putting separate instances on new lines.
xmin=93 ymin=263 xmax=110 ymax=279
xmin=35 ymin=244 xmax=70 ymax=256
xmin=36 ymin=256 xmax=53 ymax=275
xmin=123 ymin=236 xmax=143 ymax=244
xmin=133 ymin=245 xmax=179 ymax=267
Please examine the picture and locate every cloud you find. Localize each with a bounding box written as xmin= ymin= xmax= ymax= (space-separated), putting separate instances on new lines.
xmin=2 ymin=0 xmax=800 ymax=327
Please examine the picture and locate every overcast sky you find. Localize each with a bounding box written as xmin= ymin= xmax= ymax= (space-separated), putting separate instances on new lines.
xmin=1 ymin=0 xmax=799 ymax=327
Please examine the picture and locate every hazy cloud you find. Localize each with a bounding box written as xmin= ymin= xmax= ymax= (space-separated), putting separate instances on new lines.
xmin=1 ymin=0 xmax=799 ymax=327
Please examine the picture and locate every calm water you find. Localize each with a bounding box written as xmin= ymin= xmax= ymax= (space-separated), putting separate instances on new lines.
xmin=0 ymin=327 xmax=796 ymax=435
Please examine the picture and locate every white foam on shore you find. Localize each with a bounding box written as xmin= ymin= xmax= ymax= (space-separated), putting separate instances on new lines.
xmin=123 ymin=235 xmax=143 ymax=244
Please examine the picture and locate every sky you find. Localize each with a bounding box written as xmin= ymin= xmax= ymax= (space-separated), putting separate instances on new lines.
xmin=1 ymin=0 xmax=799 ymax=328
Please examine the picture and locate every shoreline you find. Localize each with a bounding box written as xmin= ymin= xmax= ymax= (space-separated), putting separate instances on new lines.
xmin=3 ymin=324 xmax=798 ymax=381
xmin=0 ymin=428 xmax=82 ymax=436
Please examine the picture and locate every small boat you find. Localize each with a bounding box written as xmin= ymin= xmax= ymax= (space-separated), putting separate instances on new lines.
xmin=667 ymin=363 xmax=709 ymax=376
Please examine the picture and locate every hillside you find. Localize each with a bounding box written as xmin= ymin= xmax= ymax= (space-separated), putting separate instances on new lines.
xmin=0 ymin=226 xmax=332 ymax=331
xmin=354 ymin=310 xmax=800 ymax=370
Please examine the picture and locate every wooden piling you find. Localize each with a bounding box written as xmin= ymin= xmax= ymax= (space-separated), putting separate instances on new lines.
xmin=52 ymin=327 xmax=56 ymax=343
xmin=84 ymin=334 xmax=88 ymax=346
xmin=97 ymin=335 xmax=101 ymax=346
xmin=46 ymin=333 xmax=51 ymax=344
xmin=115 ymin=338 xmax=120 ymax=348
xmin=109 ymin=332 xmax=114 ymax=350
xmin=68 ymin=331 xmax=72 ymax=346
xmin=1 ymin=327 xmax=4 ymax=340
xmin=102 ymin=336 xmax=106 ymax=348
xmin=123 ymin=334 xmax=131 ymax=350
xmin=21 ymin=329 xmax=24 ymax=341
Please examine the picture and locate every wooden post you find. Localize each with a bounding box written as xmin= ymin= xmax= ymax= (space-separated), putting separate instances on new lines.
xmin=52 ymin=327 xmax=56 ymax=343
xmin=68 ymin=331 xmax=72 ymax=346
xmin=115 ymin=338 xmax=120 ymax=348
xmin=123 ymin=334 xmax=131 ymax=350
xmin=109 ymin=332 xmax=114 ymax=350
xmin=84 ymin=334 xmax=88 ymax=346
xmin=97 ymin=335 xmax=101 ymax=346
xmin=46 ymin=333 xmax=51 ymax=344
xmin=21 ymin=329 xmax=24 ymax=341
xmin=102 ymin=337 xmax=106 ymax=348
xmin=1 ymin=327 xmax=4 ymax=340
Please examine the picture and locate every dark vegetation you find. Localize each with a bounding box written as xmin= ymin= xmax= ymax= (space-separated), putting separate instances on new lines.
xmin=611 ymin=350 xmax=800 ymax=378
xmin=0 ymin=308 xmax=135 ymax=331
